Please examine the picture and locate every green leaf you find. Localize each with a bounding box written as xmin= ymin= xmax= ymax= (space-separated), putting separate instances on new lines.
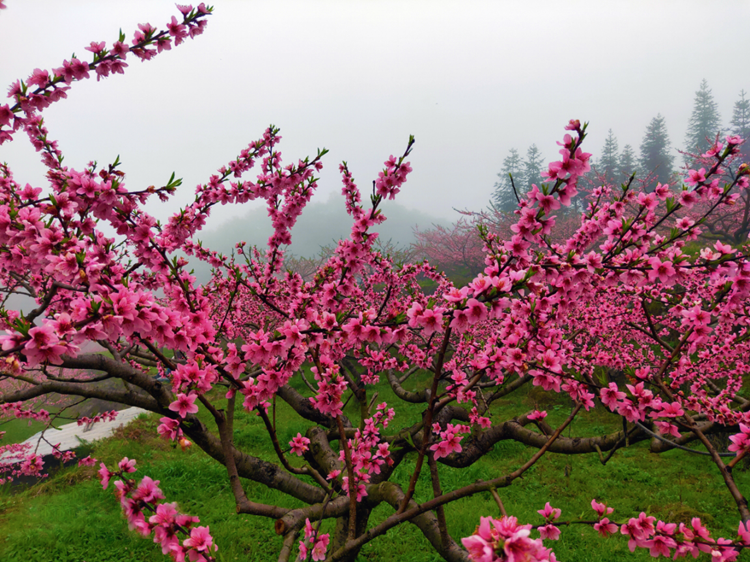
xmin=403 ymin=430 xmax=416 ymax=450
xmin=13 ymin=317 xmax=31 ymax=337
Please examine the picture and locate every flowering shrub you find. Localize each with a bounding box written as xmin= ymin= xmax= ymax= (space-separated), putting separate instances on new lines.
xmin=0 ymin=3 xmax=749 ymax=562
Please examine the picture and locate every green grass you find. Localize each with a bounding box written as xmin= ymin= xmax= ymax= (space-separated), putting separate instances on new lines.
xmin=0 ymin=417 xmax=47 ymax=445
xmin=1 ymin=373 xmax=747 ymax=561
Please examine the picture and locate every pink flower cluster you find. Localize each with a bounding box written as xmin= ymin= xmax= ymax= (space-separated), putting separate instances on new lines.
xmin=0 ymin=443 xmax=44 ymax=484
xmin=0 ymin=402 xmax=57 ymax=483
xmin=0 ymin=401 xmax=51 ymax=423
xmin=298 ymin=518 xmax=330 ymax=561
xmin=430 ymin=422 xmax=470 ymax=460
xmin=527 ymin=410 xmax=547 ymax=422
xmin=462 ymin=516 xmax=556 ymax=562
xmin=537 ymin=502 xmax=561 ymax=541
xmin=728 ymin=423 xmax=750 ymax=456
xmin=589 ymin=500 xmax=745 ymax=560
xmin=406 ymin=302 xmax=445 ymax=337
xmin=78 ymin=455 xmax=97 ymax=467
xmin=0 ymin=5 xmax=211 ymax=148
xmin=157 ymin=417 xmax=184 ymax=442
xmin=98 ymin=458 xmax=217 ymax=562
xmin=590 ymin=499 xmax=618 ymax=537
xmin=374 ymin=153 xmax=413 ymax=200
xmin=76 ymin=409 xmax=118 ymax=426
xmin=289 ymin=433 xmax=310 ymax=456
xmin=338 ymin=403 xmax=394 ymax=501
xmin=309 ymin=359 xmax=348 ymax=418
xmin=598 ymin=380 xmax=663 ymax=425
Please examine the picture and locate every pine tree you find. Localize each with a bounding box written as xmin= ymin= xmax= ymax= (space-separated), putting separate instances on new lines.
xmin=492 ymin=148 xmax=522 ymax=212
xmin=639 ymin=114 xmax=674 ymax=189
xmin=731 ymin=89 xmax=750 ymax=163
xmin=519 ymin=144 xmax=545 ymax=192
xmin=619 ymin=144 xmax=637 ymax=182
xmin=599 ymin=129 xmax=620 ymax=185
xmin=684 ymin=79 xmax=722 ymax=157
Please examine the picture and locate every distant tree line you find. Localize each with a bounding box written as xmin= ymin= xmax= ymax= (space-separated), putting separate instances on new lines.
xmin=492 ymin=81 xmax=750 ymax=206
xmin=492 ymin=145 xmax=545 ymax=212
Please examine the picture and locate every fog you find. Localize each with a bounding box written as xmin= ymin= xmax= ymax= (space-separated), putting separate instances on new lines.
xmin=1 ymin=0 xmax=748 ymax=257
xmin=193 ymin=193 xmax=447 ymax=274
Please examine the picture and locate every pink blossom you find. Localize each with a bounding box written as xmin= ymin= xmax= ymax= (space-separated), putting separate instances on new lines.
xmin=591 ymin=499 xmax=614 ymax=517
xmin=644 ymin=533 xmax=676 ymax=558
xmin=465 ymin=298 xmax=488 ymax=325
xmin=654 ymin=421 xmax=681 ymax=439
xmin=450 ymin=309 xmax=471 ymax=333
xmin=678 ymin=190 xmax=698 ymax=208
xmin=539 ymin=524 xmax=561 ymax=540
xmin=85 ymin=41 xmax=106 ymax=54
xmin=728 ymin=423 xmax=750 ymax=454
xmin=594 ymin=518 xmax=618 ymax=537
xmin=647 ymin=257 xmax=676 ymax=285
xmin=430 ymin=423 xmax=465 ymax=460
xmin=461 ymin=534 xmax=494 ymax=562
xmin=311 ymin=534 xmax=329 ymax=561
xmin=714 ymin=241 xmax=735 ymax=255
xmin=119 ymin=457 xmax=137 ymax=473
xmin=637 ymin=191 xmax=658 ymax=211
xmin=112 ymin=41 xmax=129 ymax=58
xmin=600 ymin=383 xmax=625 ymax=409
xmin=540 ymin=349 xmax=562 ymax=373
xmin=183 ymin=525 xmax=217 ymax=553
xmin=289 ymin=433 xmax=310 ymax=456
xmin=443 ymin=286 xmax=469 ymax=303
xmin=78 ymin=456 xmax=97 ymax=467
xmin=169 ymin=392 xmax=200 ymax=418
xmin=654 ymin=182 xmax=671 ymax=199
xmin=537 ymin=502 xmax=561 ymax=521
xmin=132 ymin=476 xmax=165 ymax=503
xmin=685 ymin=168 xmax=706 ymax=186
xmin=298 ymin=541 xmax=309 ymax=560
xmin=0 ymin=104 xmax=12 ymax=127
xmin=98 ymin=463 xmax=111 ymax=489
xmin=158 ymin=417 xmax=182 ymax=441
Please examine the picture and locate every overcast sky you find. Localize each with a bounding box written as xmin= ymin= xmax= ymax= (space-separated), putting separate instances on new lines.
xmin=1 ymin=0 xmax=749 ymax=240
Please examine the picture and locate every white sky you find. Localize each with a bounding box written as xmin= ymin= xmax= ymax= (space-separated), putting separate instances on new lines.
xmin=1 ymin=0 xmax=749 ymax=232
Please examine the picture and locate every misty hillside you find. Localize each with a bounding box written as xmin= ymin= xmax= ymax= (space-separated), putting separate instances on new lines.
xmin=186 ymin=191 xmax=449 ymax=281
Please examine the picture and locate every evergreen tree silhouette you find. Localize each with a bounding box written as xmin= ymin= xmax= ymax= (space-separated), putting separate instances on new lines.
xmin=599 ymin=129 xmax=620 ymax=185
xmin=619 ymin=144 xmax=638 ymax=183
xmin=731 ymin=89 xmax=750 ymax=163
xmin=520 ymin=144 xmax=545 ymax=193
xmin=684 ymin=79 xmax=722 ymax=159
xmin=492 ymin=148 xmax=522 ymax=212
xmin=639 ymin=114 xmax=674 ymax=190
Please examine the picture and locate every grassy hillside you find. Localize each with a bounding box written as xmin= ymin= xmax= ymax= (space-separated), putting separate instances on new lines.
xmin=1 ymin=374 xmax=747 ymax=561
